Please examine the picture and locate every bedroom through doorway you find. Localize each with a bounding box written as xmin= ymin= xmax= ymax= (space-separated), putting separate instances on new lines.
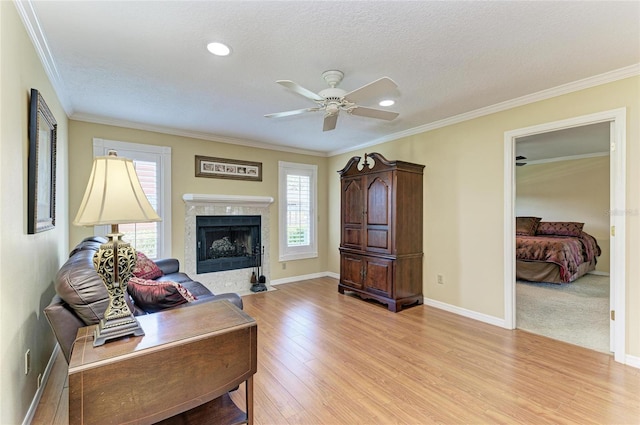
xmin=514 ymin=123 xmax=610 ymax=353
xmin=503 ymin=108 xmax=627 ymax=363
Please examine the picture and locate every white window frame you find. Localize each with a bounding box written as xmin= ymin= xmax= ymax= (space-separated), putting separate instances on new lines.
xmin=278 ymin=161 xmax=318 ymax=262
xmin=93 ymin=138 xmax=172 ymax=259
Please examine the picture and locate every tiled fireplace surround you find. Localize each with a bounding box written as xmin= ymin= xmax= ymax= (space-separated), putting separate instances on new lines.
xmin=183 ymin=194 xmax=274 ymax=295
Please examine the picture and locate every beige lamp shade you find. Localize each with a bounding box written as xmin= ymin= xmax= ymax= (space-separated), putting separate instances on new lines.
xmin=73 ymin=151 xmax=161 ymax=226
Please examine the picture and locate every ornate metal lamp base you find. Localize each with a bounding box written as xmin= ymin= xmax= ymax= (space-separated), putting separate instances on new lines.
xmin=94 ymin=315 xmax=145 ymax=346
xmin=93 ymin=232 xmax=145 ymax=347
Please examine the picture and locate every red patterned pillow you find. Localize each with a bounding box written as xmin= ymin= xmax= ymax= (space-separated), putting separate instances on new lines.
xmin=127 ymin=277 xmax=196 ymax=313
xmin=132 ymin=251 xmax=163 ymax=280
xmin=515 ymin=216 xmax=541 ymax=236
xmin=536 ymin=221 xmax=584 ymax=237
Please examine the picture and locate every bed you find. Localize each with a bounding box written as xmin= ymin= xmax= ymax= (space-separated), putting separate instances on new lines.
xmin=515 ymin=217 xmax=601 ymax=284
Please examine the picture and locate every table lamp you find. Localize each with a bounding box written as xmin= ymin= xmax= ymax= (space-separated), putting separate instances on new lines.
xmin=73 ymin=150 xmax=161 ymax=346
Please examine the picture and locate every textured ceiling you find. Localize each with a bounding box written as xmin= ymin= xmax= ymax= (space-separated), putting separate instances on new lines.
xmin=516 ymin=122 xmax=611 ymax=163
xmin=22 ymin=1 xmax=640 ymax=156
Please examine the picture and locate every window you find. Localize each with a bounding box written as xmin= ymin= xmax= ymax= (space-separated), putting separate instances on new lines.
xmin=279 ymin=161 xmax=317 ymax=261
xmin=93 ymin=138 xmax=172 ymax=259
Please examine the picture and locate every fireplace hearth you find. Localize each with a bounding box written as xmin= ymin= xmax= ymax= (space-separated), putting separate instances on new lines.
xmin=196 ymin=215 xmax=260 ymax=274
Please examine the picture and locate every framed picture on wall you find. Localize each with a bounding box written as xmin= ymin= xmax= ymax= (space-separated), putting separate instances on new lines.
xmin=27 ymin=88 xmax=57 ymax=234
xmin=195 ymin=155 xmax=262 ymax=182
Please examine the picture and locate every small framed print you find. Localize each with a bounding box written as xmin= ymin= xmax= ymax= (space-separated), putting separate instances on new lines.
xmin=195 ymin=155 xmax=262 ymax=182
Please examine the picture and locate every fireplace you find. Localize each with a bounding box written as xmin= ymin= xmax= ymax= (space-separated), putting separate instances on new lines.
xmin=196 ymin=215 xmax=261 ymax=274
xmin=183 ymin=194 xmax=274 ymax=295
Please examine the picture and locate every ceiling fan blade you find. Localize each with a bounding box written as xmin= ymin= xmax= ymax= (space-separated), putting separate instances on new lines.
xmin=349 ymin=106 xmax=399 ymax=121
xmin=277 ymin=80 xmax=324 ymax=102
xmin=323 ymin=113 xmax=338 ymax=131
xmin=264 ymin=107 xmax=319 ymax=118
xmin=344 ymin=77 xmax=397 ymax=103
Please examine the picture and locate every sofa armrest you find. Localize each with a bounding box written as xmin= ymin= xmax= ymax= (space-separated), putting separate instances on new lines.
xmin=44 ymin=295 xmax=86 ymax=364
xmin=210 ymin=292 xmax=244 ymax=310
xmin=154 ymin=258 xmax=180 ymax=275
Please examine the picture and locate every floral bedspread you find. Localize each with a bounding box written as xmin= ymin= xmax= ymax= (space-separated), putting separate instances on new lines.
xmin=516 ymin=232 xmax=601 ymax=282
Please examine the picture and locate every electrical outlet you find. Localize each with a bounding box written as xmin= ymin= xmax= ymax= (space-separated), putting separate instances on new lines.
xmin=437 ymin=274 xmax=444 ymax=285
xmin=282 ymin=262 xmax=286 ymax=270
xmin=25 ymin=349 xmax=31 ymax=375
xmin=37 ymin=373 xmax=43 ymax=389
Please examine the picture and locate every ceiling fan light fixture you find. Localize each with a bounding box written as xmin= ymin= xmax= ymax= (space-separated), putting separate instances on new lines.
xmin=325 ymin=102 xmax=340 ymax=114
xmin=379 ymin=99 xmax=395 ymax=107
xmin=266 ymin=70 xmax=399 ymax=131
xmin=207 ymin=42 xmax=231 ymax=56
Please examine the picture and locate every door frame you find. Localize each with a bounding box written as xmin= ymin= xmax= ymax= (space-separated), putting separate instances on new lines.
xmin=503 ymin=108 xmax=626 ymax=363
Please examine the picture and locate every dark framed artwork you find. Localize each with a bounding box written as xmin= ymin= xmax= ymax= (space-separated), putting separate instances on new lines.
xmin=195 ymin=155 xmax=262 ymax=182
xmin=28 ymin=88 xmax=57 ymax=234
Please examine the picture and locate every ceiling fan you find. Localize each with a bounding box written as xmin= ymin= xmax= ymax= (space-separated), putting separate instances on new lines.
xmin=516 ymin=155 xmax=527 ymax=166
xmin=264 ymin=70 xmax=399 ymax=131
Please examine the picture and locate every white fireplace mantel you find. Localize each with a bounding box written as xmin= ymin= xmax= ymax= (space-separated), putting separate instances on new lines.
xmin=183 ymin=193 xmax=274 ymax=295
xmin=183 ymin=194 xmax=274 ymax=208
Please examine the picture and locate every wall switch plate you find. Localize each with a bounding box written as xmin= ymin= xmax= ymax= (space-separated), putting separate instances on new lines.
xmin=437 ymin=274 xmax=444 ymax=285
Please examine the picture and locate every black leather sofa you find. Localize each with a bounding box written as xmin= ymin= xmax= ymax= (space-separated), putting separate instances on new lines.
xmin=44 ymin=236 xmax=243 ymax=363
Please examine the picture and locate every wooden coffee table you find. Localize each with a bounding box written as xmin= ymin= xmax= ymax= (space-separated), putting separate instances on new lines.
xmin=68 ymin=300 xmax=257 ymax=424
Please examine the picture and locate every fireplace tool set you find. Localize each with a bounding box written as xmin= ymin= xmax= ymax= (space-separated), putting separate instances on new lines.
xmin=250 ymin=245 xmax=267 ymax=292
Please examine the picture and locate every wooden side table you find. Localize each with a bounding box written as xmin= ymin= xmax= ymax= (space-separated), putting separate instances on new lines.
xmin=68 ymin=300 xmax=257 ymax=425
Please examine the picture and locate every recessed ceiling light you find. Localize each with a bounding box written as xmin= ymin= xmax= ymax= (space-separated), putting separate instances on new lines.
xmin=379 ymin=99 xmax=395 ymax=107
xmin=207 ymin=42 xmax=231 ymax=56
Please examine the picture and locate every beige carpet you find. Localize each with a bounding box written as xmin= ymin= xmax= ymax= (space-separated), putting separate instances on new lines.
xmin=516 ymin=274 xmax=610 ymax=354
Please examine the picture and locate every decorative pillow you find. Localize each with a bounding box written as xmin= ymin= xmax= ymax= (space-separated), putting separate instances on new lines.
xmin=132 ymin=251 xmax=163 ymax=280
xmin=127 ymin=277 xmax=196 ymax=313
xmin=536 ymin=221 xmax=584 ymax=237
xmin=515 ymin=216 xmax=541 ymax=236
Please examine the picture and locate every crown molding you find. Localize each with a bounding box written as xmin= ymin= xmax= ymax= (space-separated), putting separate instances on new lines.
xmin=69 ymin=60 xmax=639 ymax=159
xmin=17 ymin=0 xmax=637 ymax=159
xmin=328 ymin=64 xmax=640 ymax=157
xmin=15 ymin=0 xmax=73 ymax=115
xmin=520 ymin=151 xmax=609 ymax=166
xmin=71 ymin=113 xmax=328 ymax=157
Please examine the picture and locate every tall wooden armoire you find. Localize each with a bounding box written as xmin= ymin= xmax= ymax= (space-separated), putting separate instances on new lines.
xmin=338 ymin=152 xmax=424 ymax=312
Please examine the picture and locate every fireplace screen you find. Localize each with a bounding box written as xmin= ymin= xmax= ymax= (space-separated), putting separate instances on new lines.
xmin=196 ymin=215 xmax=260 ymax=274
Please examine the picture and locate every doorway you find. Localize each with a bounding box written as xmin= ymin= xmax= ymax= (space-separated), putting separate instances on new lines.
xmin=503 ymin=108 xmax=626 ymax=363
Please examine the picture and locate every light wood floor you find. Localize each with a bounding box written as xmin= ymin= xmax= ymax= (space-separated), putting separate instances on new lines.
xmin=33 ymin=277 xmax=640 ymax=424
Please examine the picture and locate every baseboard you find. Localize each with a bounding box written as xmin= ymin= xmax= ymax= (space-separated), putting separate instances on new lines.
xmin=23 ymin=344 xmax=60 ymax=425
xmin=325 ymin=271 xmax=339 ymax=279
xmin=423 ymin=297 xmax=507 ymax=328
xmin=625 ymin=354 xmax=640 ymax=369
xmin=588 ymin=270 xmax=610 ymax=277
xmin=264 ymin=273 xmax=640 ymax=366
xmin=270 ymin=271 xmax=338 ymax=286
xmin=272 ymin=274 xmax=507 ymax=329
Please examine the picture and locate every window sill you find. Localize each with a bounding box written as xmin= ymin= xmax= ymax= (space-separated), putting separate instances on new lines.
xmin=279 ymin=252 xmax=318 ymax=262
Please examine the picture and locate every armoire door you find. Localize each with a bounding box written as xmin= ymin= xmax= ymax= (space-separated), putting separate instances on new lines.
xmin=340 ymin=253 xmax=364 ymax=290
xmin=365 ymin=172 xmax=393 ymax=254
xmin=341 ymin=177 xmax=364 ymax=250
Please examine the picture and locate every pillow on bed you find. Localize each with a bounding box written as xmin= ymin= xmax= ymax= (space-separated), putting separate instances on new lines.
xmin=536 ymin=221 xmax=584 ymax=237
xmin=515 ymin=216 xmax=541 ymax=236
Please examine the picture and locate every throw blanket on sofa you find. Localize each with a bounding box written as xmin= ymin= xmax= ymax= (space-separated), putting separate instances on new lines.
xmin=516 ymin=232 xmax=601 ymax=283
